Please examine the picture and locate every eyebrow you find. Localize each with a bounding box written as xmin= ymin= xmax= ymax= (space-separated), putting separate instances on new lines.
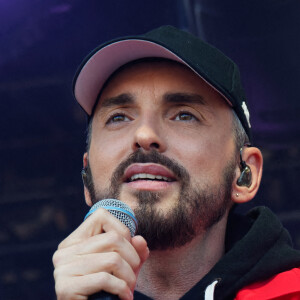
xmin=100 ymin=93 xmax=135 ymax=108
xmin=99 ymin=92 xmax=207 ymax=110
xmin=163 ymin=92 xmax=207 ymax=106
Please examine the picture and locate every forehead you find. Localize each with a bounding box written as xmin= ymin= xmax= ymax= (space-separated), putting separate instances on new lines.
xmin=95 ymin=59 xmax=229 ymax=111
xmin=89 ymin=59 xmax=236 ymax=152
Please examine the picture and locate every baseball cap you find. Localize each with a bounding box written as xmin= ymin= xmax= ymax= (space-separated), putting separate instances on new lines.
xmin=73 ymin=25 xmax=252 ymax=142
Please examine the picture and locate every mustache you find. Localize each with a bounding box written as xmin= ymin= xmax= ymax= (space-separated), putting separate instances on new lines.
xmin=111 ymin=149 xmax=190 ymax=184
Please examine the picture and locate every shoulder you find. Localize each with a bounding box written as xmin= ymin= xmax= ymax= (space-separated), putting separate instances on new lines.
xmin=235 ymin=268 xmax=300 ymax=300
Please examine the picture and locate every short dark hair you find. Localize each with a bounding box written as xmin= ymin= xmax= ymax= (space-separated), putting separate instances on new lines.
xmin=232 ymin=110 xmax=250 ymax=153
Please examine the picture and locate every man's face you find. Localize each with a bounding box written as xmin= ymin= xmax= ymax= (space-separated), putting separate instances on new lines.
xmin=85 ymin=60 xmax=238 ymax=250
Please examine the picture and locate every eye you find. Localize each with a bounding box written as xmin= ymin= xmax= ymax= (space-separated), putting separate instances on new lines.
xmin=174 ymin=111 xmax=197 ymax=121
xmin=106 ymin=113 xmax=130 ymax=124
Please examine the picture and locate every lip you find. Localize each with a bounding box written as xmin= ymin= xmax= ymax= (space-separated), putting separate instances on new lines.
xmin=126 ymin=179 xmax=175 ymax=191
xmin=123 ymin=163 xmax=177 ymax=182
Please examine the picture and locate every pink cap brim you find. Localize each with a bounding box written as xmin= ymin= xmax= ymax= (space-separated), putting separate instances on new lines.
xmin=74 ymin=39 xmax=231 ymax=115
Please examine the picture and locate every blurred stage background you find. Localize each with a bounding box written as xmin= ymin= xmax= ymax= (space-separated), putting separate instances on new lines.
xmin=0 ymin=0 xmax=299 ymax=298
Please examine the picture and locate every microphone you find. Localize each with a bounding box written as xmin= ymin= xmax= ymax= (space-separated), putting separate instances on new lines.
xmin=85 ymin=199 xmax=138 ymax=300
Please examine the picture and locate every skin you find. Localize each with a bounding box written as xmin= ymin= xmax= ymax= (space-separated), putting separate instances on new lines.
xmin=53 ymin=61 xmax=263 ymax=300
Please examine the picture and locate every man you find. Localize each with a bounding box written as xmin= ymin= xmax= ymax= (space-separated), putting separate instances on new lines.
xmin=53 ymin=26 xmax=300 ymax=299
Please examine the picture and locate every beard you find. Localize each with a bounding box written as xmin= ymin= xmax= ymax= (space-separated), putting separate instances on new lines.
xmin=85 ymin=149 xmax=236 ymax=251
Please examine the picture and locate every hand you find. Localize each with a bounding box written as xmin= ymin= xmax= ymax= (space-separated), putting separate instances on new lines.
xmin=53 ymin=208 xmax=149 ymax=300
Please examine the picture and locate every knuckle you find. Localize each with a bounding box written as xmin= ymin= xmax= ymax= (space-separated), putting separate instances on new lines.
xmin=127 ymin=273 xmax=137 ymax=290
xmin=93 ymin=207 xmax=107 ymax=218
xmin=55 ymin=281 xmax=70 ymax=299
xmin=106 ymin=229 xmax=130 ymax=248
xmin=53 ymin=263 xmax=70 ymax=282
xmin=55 ymin=277 xmax=83 ymax=300
xmin=57 ymin=240 xmax=67 ymax=250
xmin=53 ymin=266 xmax=65 ymax=282
xmin=132 ymin=257 xmax=141 ymax=270
xmin=119 ymin=280 xmax=129 ymax=294
xmin=52 ymin=250 xmax=61 ymax=267
xmin=128 ymin=253 xmax=141 ymax=270
xmin=97 ymin=272 xmax=110 ymax=285
xmin=53 ymin=268 xmax=59 ymax=280
xmin=52 ymin=247 xmax=71 ymax=267
xmin=107 ymin=230 xmax=121 ymax=244
xmin=119 ymin=225 xmax=131 ymax=238
xmin=107 ymin=252 xmax=122 ymax=269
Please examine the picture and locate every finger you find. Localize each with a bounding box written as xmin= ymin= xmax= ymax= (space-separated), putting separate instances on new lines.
xmin=53 ymin=231 xmax=141 ymax=270
xmin=131 ymin=235 xmax=149 ymax=264
xmin=131 ymin=235 xmax=150 ymax=276
xmin=55 ymin=272 xmax=133 ymax=300
xmin=78 ymin=231 xmax=141 ymax=270
xmin=55 ymin=252 xmax=137 ymax=291
xmin=58 ymin=208 xmax=131 ymax=249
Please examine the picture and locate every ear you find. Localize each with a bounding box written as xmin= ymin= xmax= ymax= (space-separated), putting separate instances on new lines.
xmin=232 ymin=146 xmax=263 ymax=204
xmin=83 ymin=152 xmax=93 ymax=207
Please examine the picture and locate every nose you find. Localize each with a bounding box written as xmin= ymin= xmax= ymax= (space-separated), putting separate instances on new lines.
xmin=132 ymin=121 xmax=166 ymax=152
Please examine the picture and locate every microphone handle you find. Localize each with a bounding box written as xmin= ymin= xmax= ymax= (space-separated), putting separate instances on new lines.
xmin=89 ymin=291 xmax=119 ymax=300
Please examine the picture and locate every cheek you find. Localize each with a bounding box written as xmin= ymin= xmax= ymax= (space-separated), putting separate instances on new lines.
xmin=89 ymin=133 xmax=130 ymax=186
xmin=171 ymin=138 xmax=216 ymax=178
xmin=168 ymin=130 xmax=234 ymax=184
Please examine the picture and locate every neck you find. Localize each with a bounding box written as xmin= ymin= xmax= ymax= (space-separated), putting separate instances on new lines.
xmin=135 ymin=215 xmax=228 ymax=300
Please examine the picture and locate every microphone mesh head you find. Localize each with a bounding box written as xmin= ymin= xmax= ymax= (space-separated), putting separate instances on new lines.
xmin=87 ymin=199 xmax=137 ymax=237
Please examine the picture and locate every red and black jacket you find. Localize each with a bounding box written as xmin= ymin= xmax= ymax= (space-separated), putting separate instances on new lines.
xmin=134 ymin=207 xmax=300 ymax=299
